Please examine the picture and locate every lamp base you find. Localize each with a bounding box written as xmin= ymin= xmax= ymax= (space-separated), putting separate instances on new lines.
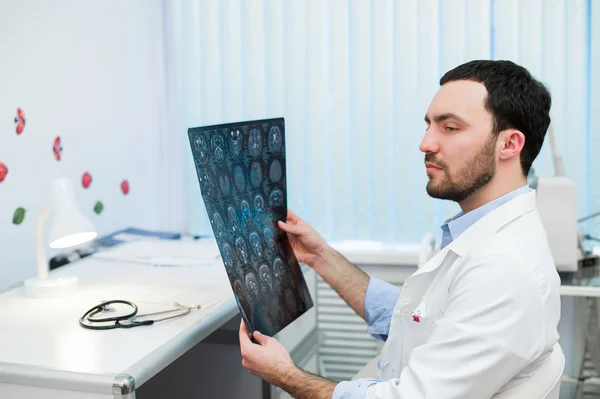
xmin=24 ymin=275 xmax=79 ymax=298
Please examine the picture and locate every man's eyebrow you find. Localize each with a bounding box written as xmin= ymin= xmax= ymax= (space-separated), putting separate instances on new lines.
xmin=431 ymin=113 xmax=469 ymax=124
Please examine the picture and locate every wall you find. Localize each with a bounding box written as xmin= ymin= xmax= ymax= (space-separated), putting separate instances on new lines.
xmin=0 ymin=1 xmax=172 ymax=288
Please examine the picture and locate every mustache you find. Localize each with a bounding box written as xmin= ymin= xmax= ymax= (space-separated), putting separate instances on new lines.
xmin=424 ymin=154 xmax=447 ymax=169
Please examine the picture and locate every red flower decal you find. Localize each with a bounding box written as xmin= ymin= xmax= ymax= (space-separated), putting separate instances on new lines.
xmin=53 ymin=136 xmax=63 ymax=161
xmin=0 ymin=163 xmax=7 ymax=182
xmin=82 ymin=172 xmax=92 ymax=189
xmin=121 ymin=179 xmax=129 ymax=195
xmin=15 ymin=108 xmax=25 ymax=135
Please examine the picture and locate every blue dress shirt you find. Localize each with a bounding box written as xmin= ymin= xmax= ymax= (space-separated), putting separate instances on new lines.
xmin=332 ymin=185 xmax=531 ymax=398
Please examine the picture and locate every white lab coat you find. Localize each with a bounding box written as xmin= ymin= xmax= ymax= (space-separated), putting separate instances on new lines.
xmin=367 ymin=190 xmax=561 ymax=399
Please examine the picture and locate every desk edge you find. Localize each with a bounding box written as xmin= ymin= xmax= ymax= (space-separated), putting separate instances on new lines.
xmin=0 ymin=362 xmax=116 ymax=394
xmin=560 ymin=285 xmax=600 ymax=297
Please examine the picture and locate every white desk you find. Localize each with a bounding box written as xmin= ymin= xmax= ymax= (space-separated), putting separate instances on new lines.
xmin=560 ymin=274 xmax=600 ymax=297
xmin=0 ymin=241 xmax=240 ymax=398
xmin=560 ymin=285 xmax=600 ymax=297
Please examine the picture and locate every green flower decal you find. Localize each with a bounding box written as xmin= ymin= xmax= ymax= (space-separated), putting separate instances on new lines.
xmin=12 ymin=207 xmax=26 ymax=225
xmin=93 ymin=201 xmax=104 ymax=215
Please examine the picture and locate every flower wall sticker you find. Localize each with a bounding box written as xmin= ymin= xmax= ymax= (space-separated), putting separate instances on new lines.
xmin=93 ymin=201 xmax=104 ymax=214
xmin=12 ymin=207 xmax=26 ymax=225
xmin=53 ymin=136 xmax=63 ymax=161
xmin=15 ymin=108 xmax=25 ymax=135
xmin=5 ymin=108 xmax=135 ymax=226
xmin=121 ymin=179 xmax=129 ymax=195
xmin=0 ymin=163 xmax=7 ymax=183
xmin=82 ymin=172 xmax=92 ymax=188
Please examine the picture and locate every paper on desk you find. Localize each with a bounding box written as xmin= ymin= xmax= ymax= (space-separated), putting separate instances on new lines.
xmin=93 ymin=239 xmax=221 ymax=266
xmin=111 ymin=232 xmax=167 ymax=242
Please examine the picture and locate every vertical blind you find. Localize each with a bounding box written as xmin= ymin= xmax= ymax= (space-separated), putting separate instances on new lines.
xmin=167 ymin=0 xmax=599 ymax=244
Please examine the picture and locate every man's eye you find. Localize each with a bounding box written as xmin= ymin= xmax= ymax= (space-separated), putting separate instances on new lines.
xmin=445 ymin=126 xmax=458 ymax=132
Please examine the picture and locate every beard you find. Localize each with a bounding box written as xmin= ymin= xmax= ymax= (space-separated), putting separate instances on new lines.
xmin=425 ymin=134 xmax=498 ymax=202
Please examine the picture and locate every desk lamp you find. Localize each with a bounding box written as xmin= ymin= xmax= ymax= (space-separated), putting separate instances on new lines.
xmin=24 ymin=177 xmax=97 ymax=297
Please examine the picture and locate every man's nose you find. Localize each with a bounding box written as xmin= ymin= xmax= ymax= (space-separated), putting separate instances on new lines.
xmin=419 ymin=129 xmax=439 ymax=153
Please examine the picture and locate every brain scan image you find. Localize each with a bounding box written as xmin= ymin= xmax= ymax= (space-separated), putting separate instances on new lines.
xmin=273 ymin=257 xmax=284 ymax=286
xmin=268 ymin=125 xmax=283 ymax=152
xmin=245 ymin=272 xmax=259 ymax=301
xmin=213 ymin=212 xmax=226 ymax=238
xmin=263 ymin=227 xmax=275 ymax=253
xmin=222 ymin=243 xmax=234 ymax=269
xmin=235 ymin=237 xmax=249 ymax=265
xmin=219 ymin=174 xmax=231 ymax=196
xmin=194 ymin=136 xmax=209 ymax=164
xmin=234 ymin=166 xmax=246 ymax=193
xmin=214 ymin=147 xmax=224 ymax=162
xmin=188 ymin=119 xmax=313 ymax=336
xmin=248 ymin=128 xmax=262 ymax=156
xmin=249 ymin=231 xmax=262 ymax=258
xmin=254 ymin=194 xmax=265 ymax=213
xmin=233 ymin=279 xmax=250 ymax=317
xmin=250 ymin=161 xmax=263 ymax=187
xmin=211 ymin=134 xmax=225 ymax=162
xmin=200 ymin=170 xmax=217 ymax=199
xmin=258 ymin=274 xmax=272 ymax=298
xmin=198 ymin=169 xmax=209 ymax=189
xmin=269 ymin=189 xmax=284 ymax=209
xmin=269 ymin=159 xmax=282 ymax=183
xmin=240 ymin=200 xmax=252 ymax=227
xmin=227 ymin=206 xmax=239 ymax=231
xmin=259 ymin=264 xmax=273 ymax=291
xmin=230 ymin=130 xmax=243 ymax=158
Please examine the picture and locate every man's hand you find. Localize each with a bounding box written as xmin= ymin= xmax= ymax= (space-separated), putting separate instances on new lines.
xmin=239 ymin=319 xmax=296 ymax=385
xmin=277 ymin=210 xmax=330 ymax=270
xmin=239 ymin=319 xmax=338 ymax=399
xmin=279 ymin=210 xmax=370 ymax=320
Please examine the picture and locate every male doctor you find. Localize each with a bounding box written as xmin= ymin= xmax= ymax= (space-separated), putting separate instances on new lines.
xmin=239 ymin=60 xmax=561 ymax=398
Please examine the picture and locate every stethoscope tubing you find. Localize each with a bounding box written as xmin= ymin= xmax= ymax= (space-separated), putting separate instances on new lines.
xmin=79 ymin=300 xmax=194 ymax=330
xmin=79 ymin=300 xmax=139 ymax=330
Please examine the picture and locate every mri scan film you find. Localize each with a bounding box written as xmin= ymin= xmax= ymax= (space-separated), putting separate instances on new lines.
xmin=188 ymin=118 xmax=313 ymax=336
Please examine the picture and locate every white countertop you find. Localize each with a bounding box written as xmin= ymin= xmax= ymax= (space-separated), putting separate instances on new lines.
xmin=0 ymin=239 xmax=238 ymax=393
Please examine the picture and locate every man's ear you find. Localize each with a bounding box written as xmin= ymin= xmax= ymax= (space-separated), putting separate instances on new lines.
xmin=498 ymin=129 xmax=525 ymax=161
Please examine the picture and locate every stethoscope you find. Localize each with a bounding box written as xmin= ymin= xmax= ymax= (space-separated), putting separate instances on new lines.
xmin=79 ymin=299 xmax=200 ymax=330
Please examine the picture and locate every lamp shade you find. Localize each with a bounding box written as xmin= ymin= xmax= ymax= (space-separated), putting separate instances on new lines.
xmin=47 ymin=178 xmax=97 ymax=249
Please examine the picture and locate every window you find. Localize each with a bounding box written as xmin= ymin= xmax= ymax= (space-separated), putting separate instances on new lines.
xmin=167 ymin=0 xmax=598 ymax=243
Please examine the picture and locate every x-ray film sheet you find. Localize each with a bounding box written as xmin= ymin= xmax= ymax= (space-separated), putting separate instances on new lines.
xmin=188 ymin=117 xmax=313 ymax=336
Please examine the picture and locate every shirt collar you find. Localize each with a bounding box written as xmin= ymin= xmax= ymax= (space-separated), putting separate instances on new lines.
xmin=442 ymin=184 xmax=532 ymax=244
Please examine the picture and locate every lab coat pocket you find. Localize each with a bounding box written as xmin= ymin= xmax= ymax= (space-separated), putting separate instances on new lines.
xmin=379 ymin=313 xmax=437 ymax=379
xmin=404 ymin=313 xmax=435 ymax=346
xmin=379 ymin=299 xmax=441 ymax=380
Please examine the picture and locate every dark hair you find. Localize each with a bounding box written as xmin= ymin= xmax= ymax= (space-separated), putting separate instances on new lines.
xmin=439 ymin=60 xmax=551 ymax=176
